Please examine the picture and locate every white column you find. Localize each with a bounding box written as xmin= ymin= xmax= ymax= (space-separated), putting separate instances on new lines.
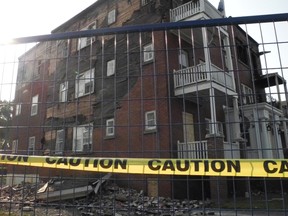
xmin=260 ymin=119 xmax=273 ymax=158
xmin=209 ymin=87 xmax=217 ymax=134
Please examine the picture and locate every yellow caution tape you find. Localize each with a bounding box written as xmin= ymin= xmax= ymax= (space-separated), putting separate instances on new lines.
xmin=0 ymin=154 xmax=288 ymax=178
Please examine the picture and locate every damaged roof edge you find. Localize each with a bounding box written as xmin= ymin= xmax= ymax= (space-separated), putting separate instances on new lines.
xmin=51 ymin=0 xmax=104 ymax=34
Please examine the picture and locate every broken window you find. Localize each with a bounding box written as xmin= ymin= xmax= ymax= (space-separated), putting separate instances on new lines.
xmin=236 ymin=39 xmax=249 ymax=65
xmin=145 ymin=111 xmax=156 ymax=131
xmin=78 ymin=22 xmax=97 ymax=50
xmin=75 ymin=69 xmax=95 ymax=98
xmin=73 ymin=124 xmax=93 ymax=152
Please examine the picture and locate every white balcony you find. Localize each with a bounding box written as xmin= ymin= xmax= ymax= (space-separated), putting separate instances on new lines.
xmin=170 ymin=0 xmax=223 ymax=22
xmin=177 ymin=140 xmax=208 ymax=159
xmin=173 ymin=63 xmax=234 ymax=95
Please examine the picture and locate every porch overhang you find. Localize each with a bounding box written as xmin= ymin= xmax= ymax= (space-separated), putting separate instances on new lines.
xmin=255 ymin=72 xmax=286 ymax=88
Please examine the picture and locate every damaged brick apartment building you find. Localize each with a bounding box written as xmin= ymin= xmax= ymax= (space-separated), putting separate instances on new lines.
xmin=9 ymin=0 xmax=288 ymax=199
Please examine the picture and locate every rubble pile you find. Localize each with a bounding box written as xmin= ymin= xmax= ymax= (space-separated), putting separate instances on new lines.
xmin=0 ymin=181 xmax=213 ymax=216
xmin=74 ymin=183 xmax=213 ymax=216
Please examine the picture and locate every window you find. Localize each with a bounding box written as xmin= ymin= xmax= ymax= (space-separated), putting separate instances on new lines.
xmin=107 ymin=59 xmax=116 ymax=77
xmin=178 ymin=49 xmax=189 ymax=68
xmin=28 ymin=136 xmax=35 ymax=155
xmin=57 ymin=40 xmax=69 ymax=57
xmin=75 ymin=69 xmax=95 ymax=98
xmin=59 ymin=81 xmax=68 ymax=102
xmin=15 ymin=104 xmax=21 ymax=116
xmin=55 ymin=130 xmax=65 ymax=154
xmin=143 ymin=43 xmax=154 ymax=62
xmin=31 ymin=95 xmax=38 ymax=116
xmin=205 ymin=118 xmax=223 ymax=135
xmin=78 ymin=22 xmax=97 ymax=50
xmin=73 ymin=124 xmax=93 ymax=152
xmin=236 ymin=40 xmax=248 ymax=65
xmin=145 ymin=111 xmax=156 ymax=131
xmin=141 ymin=0 xmax=151 ymax=5
xmin=12 ymin=140 xmax=18 ymax=154
xmin=241 ymin=84 xmax=254 ymax=105
xmin=106 ymin=118 xmax=115 ymax=137
xmin=108 ymin=9 xmax=116 ymax=25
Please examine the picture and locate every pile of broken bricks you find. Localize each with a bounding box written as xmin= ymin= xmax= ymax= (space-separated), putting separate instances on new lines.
xmin=0 ymin=175 xmax=214 ymax=216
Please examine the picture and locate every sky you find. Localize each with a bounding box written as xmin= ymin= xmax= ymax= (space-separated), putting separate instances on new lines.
xmin=0 ymin=0 xmax=287 ymax=101
xmin=0 ymin=0 xmax=287 ymax=40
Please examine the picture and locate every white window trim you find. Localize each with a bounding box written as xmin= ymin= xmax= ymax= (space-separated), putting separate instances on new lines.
xmin=73 ymin=124 xmax=93 ymax=152
xmin=106 ymin=118 xmax=115 ymax=137
xmin=55 ymin=129 xmax=65 ymax=155
xmin=12 ymin=140 xmax=18 ymax=154
xmin=108 ymin=9 xmax=116 ymax=25
xmin=78 ymin=22 xmax=97 ymax=50
xmin=75 ymin=69 xmax=95 ymax=98
xmin=107 ymin=59 xmax=116 ymax=77
xmin=15 ymin=104 xmax=21 ymax=116
xmin=179 ymin=49 xmax=189 ymax=68
xmin=143 ymin=43 xmax=154 ymax=62
xmin=241 ymin=84 xmax=254 ymax=105
xmin=145 ymin=110 xmax=156 ymax=131
xmin=28 ymin=136 xmax=35 ymax=155
xmin=31 ymin=95 xmax=38 ymax=116
xmin=59 ymin=81 xmax=68 ymax=102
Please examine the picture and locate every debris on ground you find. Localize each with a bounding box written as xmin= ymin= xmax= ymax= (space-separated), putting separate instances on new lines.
xmin=0 ymin=175 xmax=213 ymax=216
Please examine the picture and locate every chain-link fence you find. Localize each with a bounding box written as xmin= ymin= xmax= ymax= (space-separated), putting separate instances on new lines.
xmin=0 ymin=3 xmax=288 ymax=215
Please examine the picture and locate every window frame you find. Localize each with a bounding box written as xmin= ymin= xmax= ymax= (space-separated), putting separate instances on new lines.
xmin=106 ymin=118 xmax=115 ymax=137
xmin=107 ymin=59 xmax=116 ymax=77
xmin=178 ymin=49 xmax=189 ymax=68
xmin=241 ymin=84 xmax=254 ymax=105
xmin=78 ymin=22 xmax=97 ymax=50
xmin=28 ymin=136 xmax=35 ymax=155
xmin=55 ymin=129 xmax=65 ymax=155
xmin=108 ymin=9 xmax=116 ymax=25
xmin=31 ymin=95 xmax=39 ymax=116
xmin=73 ymin=124 xmax=93 ymax=152
xmin=12 ymin=140 xmax=18 ymax=154
xmin=143 ymin=43 xmax=154 ymax=63
xmin=75 ymin=69 xmax=95 ymax=98
xmin=59 ymin=81 xmax=68 ymax=102
xmin=145 ymin=110 xmax=157 ymax=131
xmin=15 ymin=104 xmax=21 ymax=116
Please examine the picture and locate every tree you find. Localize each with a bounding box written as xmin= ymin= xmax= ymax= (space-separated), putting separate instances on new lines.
xmin=0 ymin=100 xmax=12 ymax=150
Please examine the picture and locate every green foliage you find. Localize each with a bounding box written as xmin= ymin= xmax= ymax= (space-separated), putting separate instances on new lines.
xmin=0 ymin=100 xmax=12 ymax=150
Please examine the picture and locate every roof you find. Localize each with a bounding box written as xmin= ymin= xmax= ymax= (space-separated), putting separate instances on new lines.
xmin=255 ymin=72 xmax=286 ymax=88
xmin=51 ymin=0 xmax=102 ymax=33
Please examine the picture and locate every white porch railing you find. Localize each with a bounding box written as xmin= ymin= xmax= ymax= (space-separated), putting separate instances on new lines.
xmin=170 ymin=0 xmax=223 ymax=22
xmin=177 ymin=140 xmax=208 ymax=159
xmin=173 ymin=63 xmax=234 ymax=90
xmin=170 ymin=1 xmax=201 ymax=22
